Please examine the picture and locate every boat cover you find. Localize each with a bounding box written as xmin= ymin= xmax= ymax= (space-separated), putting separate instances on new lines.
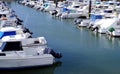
xmin=0 ymin=31 xmax=16 ymax=39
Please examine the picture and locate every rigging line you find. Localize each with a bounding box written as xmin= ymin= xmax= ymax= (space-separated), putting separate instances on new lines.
xmin=24 ymin=13 xmax=29 ymax=26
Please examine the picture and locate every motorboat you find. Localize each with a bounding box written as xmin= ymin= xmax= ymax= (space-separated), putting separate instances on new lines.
xmin=60 ymin=3 xmax=88 ymax=19
xmin=40 ymin=1 xmax=56 ymax=12
xmin=33 ymin=1 xmax=43 ymax=10
xmin=77 ymin=19 xmax=90 ymax=27
xmin=0 ymin=20 xmax=32 ymax=39
xmin=0 ymin=27 xmax=32 ymax=39
xmin=0 ymin=36 xmax=62 ymax=69
xmin=60 ymin=8 xmax=83 ymax=19
xmin=106 ymin=20 xmax=120 ymax=37
xmin=111 ymin=30 xmax=120 ymax=37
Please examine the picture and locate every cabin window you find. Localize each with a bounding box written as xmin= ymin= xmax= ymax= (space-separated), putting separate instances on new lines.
xmin=74 ymin=6 xmax=79 ymax=8
xmin=0 ymin=53 xmax=6 ymax=56
xmin=109 ymin=3 xmax=114 ymax=5
xmin=104 ymin=10 xmax=112 ymax=13
xmin=2 ymin=41 xmax=23 ymax=51
xmin=104 ymin=6 xmax=108 ymax=9
xmin=34 ymin=40 xmax=39 ymax=44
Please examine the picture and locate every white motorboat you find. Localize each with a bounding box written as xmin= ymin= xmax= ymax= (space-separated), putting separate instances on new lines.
xmin=0 ymin=14 xmax=32 ymax=39
xmin=41 ymin=1 xmax=56 ymax=12
xmin=107 ymin=24 xmax=120 ymax=37
xmin=0 ymin=36 xmax=62 ymax=69
xmin=77 ymin=19 xmax=90 ymax=27
xmin=61 ymin=11 xmax=82 ymax=19
xmin=0 ymin=20 xmax=32 ymax=39
xmin=60 ymin=1 xmax=88 ymax=19
xmin=60 ymin=6 xmax=88 ymax=19
xmin=60 ymin=7 xmax=83 ymax=19
xmin=107 ymin=29 xmax=120 ymax=37
xmin=18 ymin=0 xmax=29 ymax=5
xmin=92 ymin=18 xmax=118 ymax=34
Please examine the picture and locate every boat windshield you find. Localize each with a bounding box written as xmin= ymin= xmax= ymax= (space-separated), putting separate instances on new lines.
xmin=0 ymin=41 xmax=23 ymax=51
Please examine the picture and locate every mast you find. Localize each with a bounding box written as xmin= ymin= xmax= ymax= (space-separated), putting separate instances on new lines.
xmin=88 ymin=0 xmax=92 ymax=18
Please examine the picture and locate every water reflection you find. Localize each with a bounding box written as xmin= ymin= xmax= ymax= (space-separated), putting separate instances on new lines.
xmin=76 ymin=26 xmax=87 ymax=31
xmin=90 ymin=31 xmax=120 ymax=49
xmin=106 ymin=35 xmax=120 ymax=47
xmin=0 ymin=61 xmax=62 ymax=74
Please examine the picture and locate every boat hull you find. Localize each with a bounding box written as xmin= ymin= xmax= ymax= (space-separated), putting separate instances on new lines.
xmin=0 ymin=54 xmax=54 ymax=69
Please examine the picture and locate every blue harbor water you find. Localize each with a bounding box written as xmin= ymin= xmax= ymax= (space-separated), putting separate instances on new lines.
xmin=3 ymin=1 xmax=120 ymax=74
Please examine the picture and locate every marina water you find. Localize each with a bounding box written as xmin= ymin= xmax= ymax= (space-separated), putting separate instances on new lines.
xmin=3 ymin=0 xmax=120 ymax=74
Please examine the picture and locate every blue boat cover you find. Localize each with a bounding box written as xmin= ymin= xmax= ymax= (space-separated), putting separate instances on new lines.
xmin=90 ymin=14 xmax=102 ymax=22
xmin=63 ymin=8 xmax=69 ymax=12
xmin=0 ymin=31 xmax=16 ymax=39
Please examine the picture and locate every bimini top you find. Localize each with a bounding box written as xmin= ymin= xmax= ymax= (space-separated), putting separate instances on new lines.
xmin=0 ymin=31 xmax=16 ymax=39
xmin=0 ymin=27 xmax=24 ymax=39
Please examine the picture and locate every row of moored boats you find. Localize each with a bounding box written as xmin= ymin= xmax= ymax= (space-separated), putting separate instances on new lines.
xmin=0 ymin=1 xmax=62 ymax=69
xmin=19 ymin=0 xmax=120 ymax=37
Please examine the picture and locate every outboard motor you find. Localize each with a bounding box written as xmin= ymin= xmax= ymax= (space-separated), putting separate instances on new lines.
xmin=92 ymin=27 xmax=98 ymax=32
xmin=74 ymin=18 xmax=82 ymax=25
xmin=51 ymin=10 xmax=58 ymax=15
xmin=91 ymin=28 xmax=95 ymax=31
xmin=16 ymin=21 xmax=22 ymax=25
xmin=14 ymin=15 xmax=23 ymax=25
xmin=87 ymin=24 xmax=93 ymax=29
xmin=40 ymin=7 xmax=44 ymax=11
xmin=50 ymin=50 xmax=62 ymax=59
xmin=44 ymin=48 xmax=62 ymax=59
xmin=17 ymin=17 xmax=23 ymax=23
xmin=15 ymin=15 xmax=23 ymax=23
xmin=37 ymin=7 xmax=41 ymax=10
